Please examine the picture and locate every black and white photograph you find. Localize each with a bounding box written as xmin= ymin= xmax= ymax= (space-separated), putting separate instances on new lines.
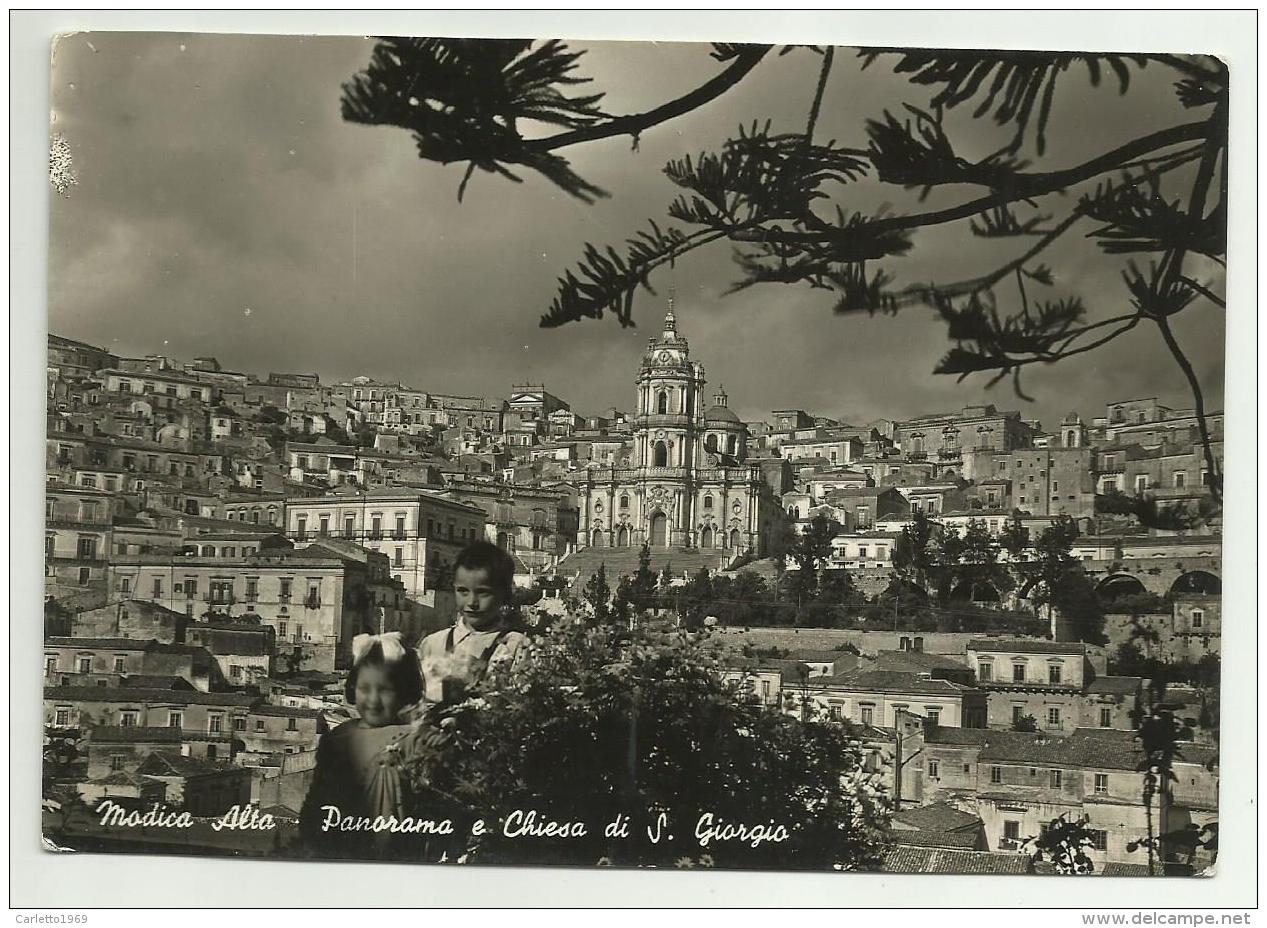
xmin=22 ymin=13 xmax=1254 ymax=908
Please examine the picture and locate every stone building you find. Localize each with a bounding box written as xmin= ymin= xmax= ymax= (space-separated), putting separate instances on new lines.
xmin=577 ymin=301 xmax=778 ymax=554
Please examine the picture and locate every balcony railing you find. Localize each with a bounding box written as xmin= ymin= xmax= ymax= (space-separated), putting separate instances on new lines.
xmin=303 ymin=595 xmax=322 ymax=609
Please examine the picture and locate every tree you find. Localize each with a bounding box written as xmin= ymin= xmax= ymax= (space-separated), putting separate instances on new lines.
xmin=1011 ymin=713 xmax=1039 ymax=733
xmin=788 ymin=512 xmax=840 ymax=601
xmin=632 ymin=542 xmax=657 ymax=602
xmin=582 ymin=563 xmax=612 ymax=624
xmin=1000 ymin=513 xmax=1030 ymax=561
xmin=342 ymin=40 xmax=1226 ymax=501
xmin=398 ymin=617 xmax=891 ymax=869
xmin=1026 ymin=516 xmax=1104 ymax=642
xmin=1026 ymin=813 xmax=1097 ymax=874
xmin=892 ymin=509 xmax=935 ymax=586
xmin=612 ymin=574 xmax=635 ymax=627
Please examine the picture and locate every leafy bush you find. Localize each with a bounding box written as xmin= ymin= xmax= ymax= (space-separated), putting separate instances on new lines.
xmin=399 ymin=617 xmax=891 ymax=869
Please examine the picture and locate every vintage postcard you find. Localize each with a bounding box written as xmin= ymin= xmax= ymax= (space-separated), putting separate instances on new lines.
xmin=44 ymin=33 xmax=1225 ymax=877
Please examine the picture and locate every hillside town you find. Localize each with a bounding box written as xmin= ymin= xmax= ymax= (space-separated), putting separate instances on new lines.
xmin=43 ymin=303 xmax=1222 ymax=874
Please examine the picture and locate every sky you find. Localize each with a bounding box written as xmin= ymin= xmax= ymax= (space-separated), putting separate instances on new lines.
xmin=48 ymin=33 xmax=1226 ymax=430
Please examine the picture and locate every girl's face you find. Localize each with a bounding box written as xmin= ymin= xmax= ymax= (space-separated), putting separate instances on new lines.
xmin=454 ymin=565 xmax=507 ymax=632
xmin=354 ymin=663 xmax=402 ymax=727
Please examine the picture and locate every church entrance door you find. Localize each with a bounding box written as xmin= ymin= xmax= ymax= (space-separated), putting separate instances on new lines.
xmin=649 ymin=512 xmax=668 ymax=547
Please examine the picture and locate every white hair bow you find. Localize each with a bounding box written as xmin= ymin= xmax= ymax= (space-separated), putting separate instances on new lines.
xmin=352 ymin=631 xmax=408 ymax=665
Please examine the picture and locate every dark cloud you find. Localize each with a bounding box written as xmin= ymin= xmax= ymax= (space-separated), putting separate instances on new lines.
xmin=50 ymin=35 xmax=1225 ymax=429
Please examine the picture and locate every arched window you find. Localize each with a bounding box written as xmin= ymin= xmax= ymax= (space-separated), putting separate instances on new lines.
xmin=727 ymin=435 xmax=737 ymax=455
xmin=705 ymin=434 xmax=717 ymax=451
xmin=657 ymin=391 xmax=669 ymax=415
xmin=619 ymin=494 xmax=629 ymax=509
xmin=703 ymin=495 xmax=714 ymax=510
xmin=653 ymin=441 xmax=668 ymax=467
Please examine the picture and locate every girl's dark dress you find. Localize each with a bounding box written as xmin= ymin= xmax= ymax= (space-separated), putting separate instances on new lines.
xmin=298 ymin=718 xmax=412 ymax=860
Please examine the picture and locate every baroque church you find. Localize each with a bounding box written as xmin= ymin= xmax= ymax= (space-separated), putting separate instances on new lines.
xmin=576 ymin=300 xmax=777 ymax=554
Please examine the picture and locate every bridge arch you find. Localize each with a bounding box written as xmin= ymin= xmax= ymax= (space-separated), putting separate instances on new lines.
xmin=1169 ymin=570 xmax=1221 ymax=596
xmin=1097 ymin=573 xmax=1148 ymax=603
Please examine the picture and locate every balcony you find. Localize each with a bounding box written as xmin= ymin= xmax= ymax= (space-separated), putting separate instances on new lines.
xmin=204 ymin=594 xmax=236 ymax=606
xmin=905 ymin=452 xmax=927 ymax=462
xmin=303 ymin=595 xmax=322 ymax=609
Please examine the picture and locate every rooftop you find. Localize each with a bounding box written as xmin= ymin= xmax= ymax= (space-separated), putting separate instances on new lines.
xmin=44 ymin=686 xmax=259 ymax=707
xmin=882 ymin=846 xmax=1032 ymax=875
xmin=89 ymin=725 xmax=183 ymax=744
xmin=967 ymin=638 xmax=1087 ymax=655
xmin=810 ymin=670 xmax=973 ymax=697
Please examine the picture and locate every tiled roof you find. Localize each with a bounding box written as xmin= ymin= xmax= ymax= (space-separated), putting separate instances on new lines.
xmin=1086 ymin=676 xmax=1143 ymax=695
xmin=882 ymin=846 xmax=1032 ymax=874
xmin=892 ymin=801 xmax=982 ymax=834
xmin=84 ymin=772 xmax=166 ymax=788
xmin=890 ymin=828 xmax=981 ymax=850
xmin=89 ymin=726 xmax=182 ymax=744
xmin=812 ymin=670 xmax=972 ymax=696
xmin=136 ymin=751 xmax=239 ymax=778
xmin=967 ymin=638 xmax=1086 ymax=655
xmin=876 ymin=650 xmax=971 ymax=673
xmin=250 ymin=704 xmax=322 ymax=719
xmin=117 ymin=675 xmax=196 ymax=690
xmin=44 ymin=686 xmax=259 ymax=707
xmin=46 ymin=637 xmax=153 ymax=651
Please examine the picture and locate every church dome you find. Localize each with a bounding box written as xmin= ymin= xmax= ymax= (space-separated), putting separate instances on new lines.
xmin=705 ymin=405 xmax=742 ymax=425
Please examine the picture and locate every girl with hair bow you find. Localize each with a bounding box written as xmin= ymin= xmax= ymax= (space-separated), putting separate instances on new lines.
xmin=298 ymin=631 xmax=423 ymax=859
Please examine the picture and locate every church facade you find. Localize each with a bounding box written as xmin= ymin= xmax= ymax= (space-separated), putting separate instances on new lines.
xmin=576 ymin=302 xmax=776 ymax=554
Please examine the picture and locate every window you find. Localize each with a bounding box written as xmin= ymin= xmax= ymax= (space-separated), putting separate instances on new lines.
xmin=928 ymin=760 xmax=940 ymax=779
xmin=78 ymin=567 xmax=91 ymax=585
xmin=287 ymin=717 xmax=299 ymax=732
xmin=394 ymin=548 xmax=403 ymax=568
xmin=119 ymin=711 xmax=138 ymax=728
xmin=54 ymin=707 xmax=71 ymax=727
xmin=245 ymin=578 xmax=257 ymax=602
xmin=1050 ymin=769 xmax=1062 ymax=788
xmin=1089 ymin=829 xmax=1108 ymax=851
xmin=828 ymin=705 xmax=841 ymax=720
xmin=206 ymin=745 xmax=217 ymax=760
xmin=1047 ymin=706 xmax=1062 ymax=728
xmin=370 ymin=515 xmax=382 ymax=538
xmin=1135 ymin=475 xmax=1148 ymax=495
xmin=152 ymin=577 xmax=163 ymax=599
xmin=233 ymin=716 xmax=247 ymax=732
xmin=112 ymin=656 xmax=126 ymax=673
xmin=296 ymin=516 xmax=307 ymax=539
xmin=230 ymin=665 xmax=243 ymax=681
xmin=318 ymin=515 xmax=330 ymax=536
xmin=110 ymin=754 xmax=126 ymax=772
xmin=978 ymin=661 xmax=993 ymax=682
xmin=1002 ymin=820 xmax=1021 ymax=848
xmin=926 ymin=709 xmax=940 ymax=727
xmin=44 ymin=655 xmax=56 ymax=674
xmin=1174 ymin=471 xmax=1186 ymax=489
xmin=209 ymin=715 xmax=223 ymax=733
xmin=344 ymin=515 xmax=355 ymax=538
xmin=278 ymin=621 xmax=287 ymax=639
xmin=168 ymin=712 xmax=182 ymax=729
xmin=1012 ymin=705 xmax=1025 ymax=725
xmin=255 ymin=719 xmax=266 ymax=732
xmin=77 ymin=536 xmax=97 ymax=559
xmin=45 ymin=535 xmax=55 ymax=560
xmin=990 ymin=766 xmax=1002 ymax=784
xmin=1048 ymin=663 xmax=1063 ymax=685
xmin=77 ymin=656 xmax=92 ymax=673
xmin=1191 ymin=608 xmax=1204 ymax=629
xmin=1012 ymin=662 xmax=1027 ymax=683
xmin=703 ymin=495 xmax=713 ymax=510
xmin=860 ymin=706 xmax=874 ymax=726
xmin=1099 ymin=707 xmax=1113 ymax=728
xmin=118 ymin=577 xmax=132 ymax=595
xmin=279 ymin=578 xmax=292 ymax=601
xmin=395 ymin=515 xmax=407 ymax=539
